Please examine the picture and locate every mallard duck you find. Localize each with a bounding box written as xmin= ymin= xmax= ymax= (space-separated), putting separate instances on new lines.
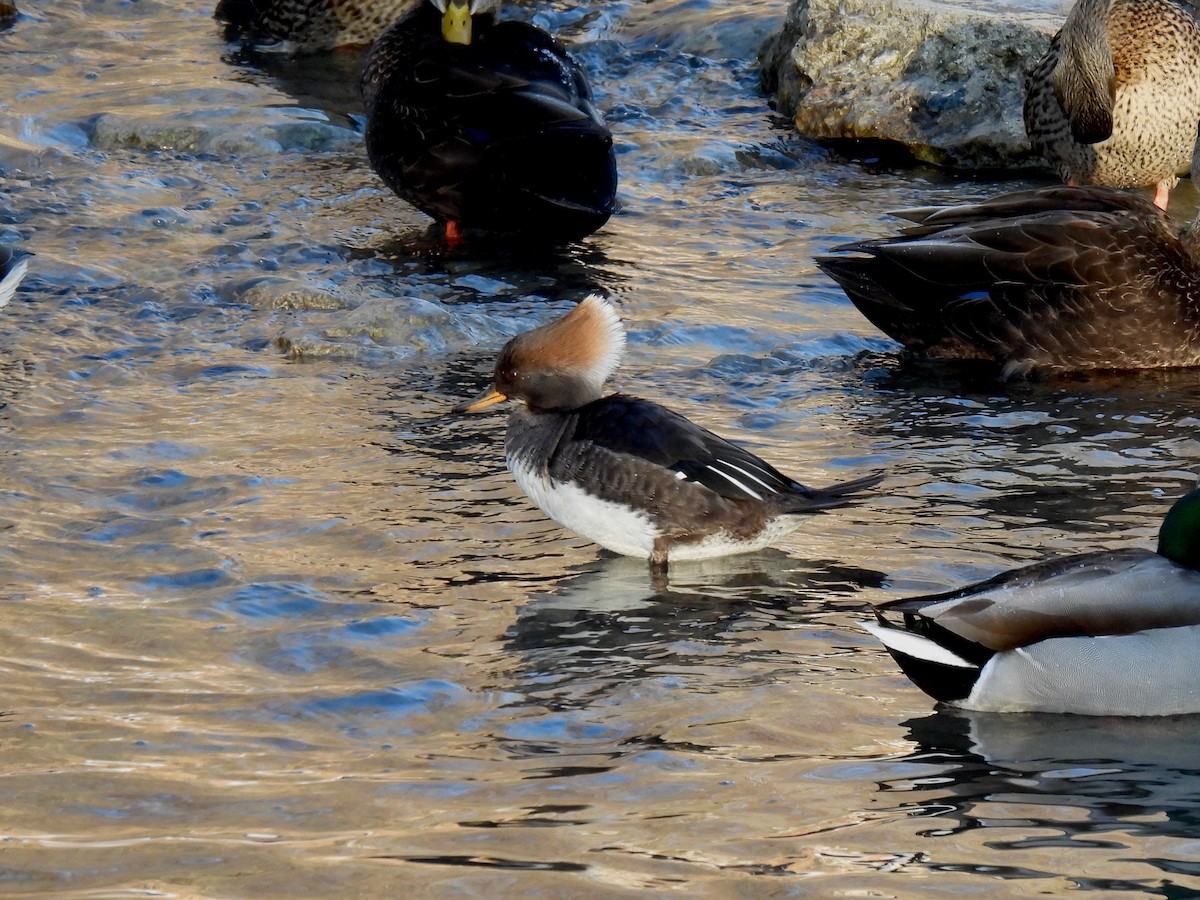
xmin=0 ymin=247 xmax=30 ymax=309
xmin=453 ymin=295 xmax=883 ymax=567
xmin=863 ymin=486 xmax=1200 ymax=716
xmin=215 ymin=0 xmax=419 ymax=51
xmin=816 ymin=185 xmax=1200 ymax=377
xmin=1024 ymin=0 xmax=1200 ymax=209
xmin=360 ymin=0 xmax=617 ymax=244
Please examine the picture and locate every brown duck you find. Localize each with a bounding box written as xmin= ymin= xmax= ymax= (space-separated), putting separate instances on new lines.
xmin=215 ymin=0 xmax=419 ymax=51
xmin=816 ymin=185 xmax=1200 ymax=377
xmin=1024 ymin=0 xmax=1200 ymax=209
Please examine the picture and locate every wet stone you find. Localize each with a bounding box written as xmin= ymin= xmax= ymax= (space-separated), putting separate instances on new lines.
xmin=759 ymin=0 xmax=1061 ymax=169
xmin=89 ymin=112 xmax=359 ymax=156
xmin=221 ymin=276 xmax=347 ymax=311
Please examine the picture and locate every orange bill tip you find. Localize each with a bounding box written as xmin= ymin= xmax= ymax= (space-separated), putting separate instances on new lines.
xmin=452 ymin=387 xmax=508 ymax=414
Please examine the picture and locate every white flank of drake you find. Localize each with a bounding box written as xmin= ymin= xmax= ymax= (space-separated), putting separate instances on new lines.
xmin=860 ymin=620 xmax=975 ymax=669
xmin=961 ymin=626 xmax=1200 ymax=716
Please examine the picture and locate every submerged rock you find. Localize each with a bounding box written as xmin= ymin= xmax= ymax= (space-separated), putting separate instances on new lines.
xmin=759 ymin=0 xmax=1062 ymax=169
xmin=88 ymin=110 xmax=359 ymax=156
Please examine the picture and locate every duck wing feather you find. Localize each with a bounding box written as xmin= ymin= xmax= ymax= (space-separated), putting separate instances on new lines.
xmin=877 ymin=548 xmax=1200 ymax=652
xmin=546 ymin=395 xmax=881 ymax=511
xmin=818 ymin=187 xmax=1200 ymax=370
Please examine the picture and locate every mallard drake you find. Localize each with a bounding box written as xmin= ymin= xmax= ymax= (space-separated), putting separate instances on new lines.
xmin=453 ymin=295 xmax=883 ymax=568
xmin=1024 ymin=0 xmax=1200 ymax=209
xmin=816 ymin=185 xmax=1200 ymax=377
xmin=0 ymin=247 xmax=30 ymax=309
xmin=863 ymin=486 xmax=1200 ymax=716
xmin=360 ymin=0 xmax=617 ymax=244
xmin=214 ymin=0 xmax=418 ymax=51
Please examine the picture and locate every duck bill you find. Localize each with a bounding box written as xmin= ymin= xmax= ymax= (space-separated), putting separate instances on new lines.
xmin=452 ymin=386 xmax=508 ymax=414
xmin=442 ymin=0 xmax=472 ymax=44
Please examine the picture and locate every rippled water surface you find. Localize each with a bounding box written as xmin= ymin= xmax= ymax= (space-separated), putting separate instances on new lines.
xmin=3 ymin=0 xmax=1200 ymax=895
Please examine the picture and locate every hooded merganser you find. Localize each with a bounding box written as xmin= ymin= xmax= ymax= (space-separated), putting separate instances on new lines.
xmin=1024 ymin=0 xmax=1200 ymax=210
xmin=360 ymin=0 xmax=617 ymax=244
xmin=817 ymin=185 xmax=1200 ymax=378
xmin=862 ymin=486 xmax=1200 ymax=715
xmin=454 ymin=295 xmax=884 ymax=567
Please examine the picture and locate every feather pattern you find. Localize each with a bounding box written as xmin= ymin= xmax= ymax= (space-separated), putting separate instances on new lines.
xmin=817 ymin=185 xmax=1200 ymax=374
xmin=863 ymin=488 xmax=1200 ymax=715
xmin=0 ymin=248 xmax=30 ymax=309
xmin=361 ymin=1 xmax=616 ymax=242
xmin=214 ymin=0 xmax=419 ymax=51
xmin=1023 ymin=0 xmax=1200 ymax=208
xmin=458 ymin=295 xmax=883 ymax=565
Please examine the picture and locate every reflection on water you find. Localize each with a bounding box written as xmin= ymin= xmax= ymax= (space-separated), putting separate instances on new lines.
xmin=2 ymin=0 xmax=1200 ymax=895
xmin=507 ymin=552 xmax=886 ymax=708
xmin=878 ymin=711 xmax=1200 ymax=890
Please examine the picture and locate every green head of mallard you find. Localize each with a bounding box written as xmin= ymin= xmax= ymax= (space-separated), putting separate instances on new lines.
xmin=1157 ymin=486 xmax=1200 ymax=570
xmin=432 ymin=0 xmax=500 ymax=45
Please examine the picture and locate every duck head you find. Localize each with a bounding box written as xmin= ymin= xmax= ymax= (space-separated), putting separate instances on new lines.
xmin=455 ymin=294 xmax=626 ymax=414
xmin=1157 ymin=486 xmax=1200 ymax=570
xmin=430 ymin=0 xmax=501 ymax=44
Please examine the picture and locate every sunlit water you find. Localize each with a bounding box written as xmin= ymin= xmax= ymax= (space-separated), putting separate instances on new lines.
xmin=2 ymin=0 xmax=1200 ymax=895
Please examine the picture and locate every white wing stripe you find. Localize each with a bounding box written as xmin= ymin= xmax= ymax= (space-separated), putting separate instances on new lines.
xmin=703 ymin=464 xmax=763 ymax=501
xmin=709 ymin=458 xmax=781 ymax=493
xmin=861 ymin=621 xmax=975 ymax=669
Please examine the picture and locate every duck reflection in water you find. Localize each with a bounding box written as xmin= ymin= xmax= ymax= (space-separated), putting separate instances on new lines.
xmin=880 ymin=709 xmax=1200 ymax=863
xmin=502 ymin=550 xmax=885 ymax=710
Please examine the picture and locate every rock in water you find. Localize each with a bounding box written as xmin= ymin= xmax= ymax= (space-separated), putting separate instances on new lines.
xmin=759 ymin=0 xmax=1058 ymax=169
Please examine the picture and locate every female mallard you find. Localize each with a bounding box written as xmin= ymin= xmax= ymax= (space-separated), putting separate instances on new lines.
xmin=863 ymin=487 xmax=1200 ymax=716
xmin=816 ymin=185 xmax=1200 ymax=377
xmin=1024 ymin=0 xmax=1200 ymax=209
xmin=215 ymin=0 xmax=418 ymax=51
xmin=360 ymin=0 xmax=617 ymax=244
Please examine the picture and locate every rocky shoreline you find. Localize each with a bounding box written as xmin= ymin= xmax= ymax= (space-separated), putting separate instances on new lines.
xmin=759 ymin=0 xmax=1064 ymax=170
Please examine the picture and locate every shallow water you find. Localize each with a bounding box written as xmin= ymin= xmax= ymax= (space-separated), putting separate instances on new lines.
xmin=2 ymin=0 xmax=1200 ymax=895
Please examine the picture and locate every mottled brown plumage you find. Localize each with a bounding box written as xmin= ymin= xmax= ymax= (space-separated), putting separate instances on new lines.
xmin=215 ymin=0 xmax=419 ymax=51
xmin=1024 ymin=0 xmax=1200 ymax=208
xmin=817 ymin=185 xmax=1200 ymax=377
